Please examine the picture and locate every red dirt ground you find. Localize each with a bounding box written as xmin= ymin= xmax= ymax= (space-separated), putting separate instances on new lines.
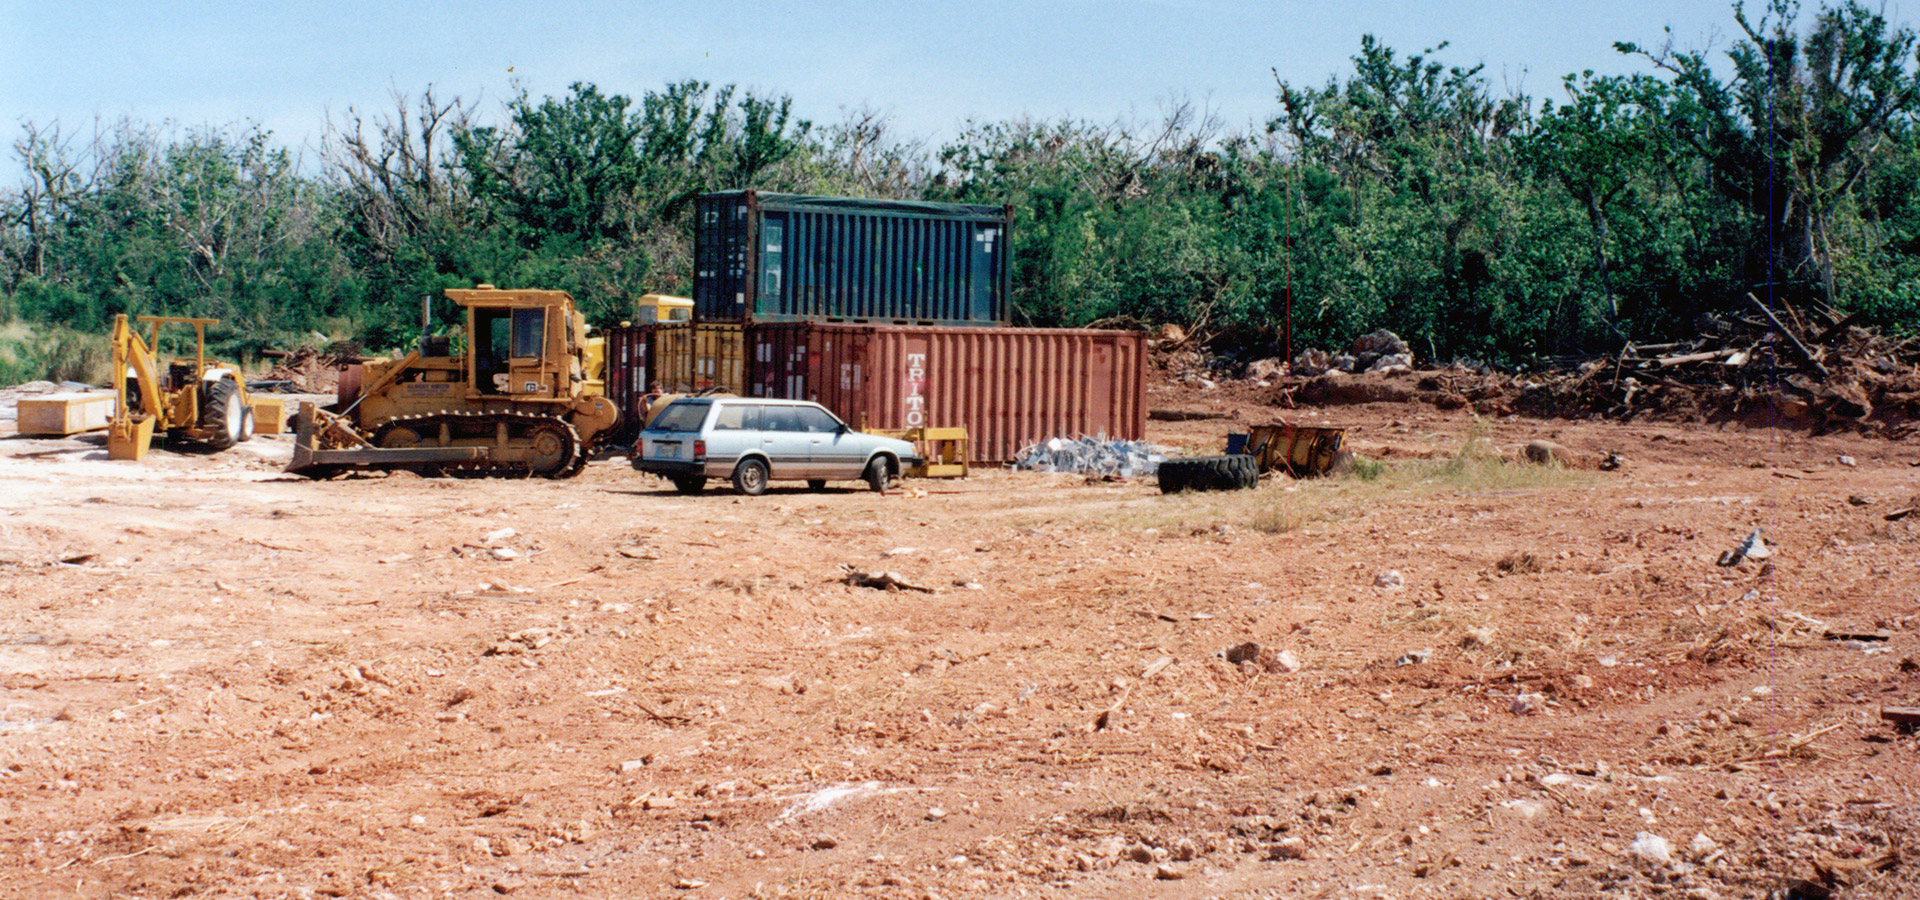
xmin=2 ymin=376 xmax=1916 ymax=899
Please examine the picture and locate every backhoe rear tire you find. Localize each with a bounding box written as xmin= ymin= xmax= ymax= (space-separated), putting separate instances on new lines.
xmin=201 ymin=380 xmax=245 ymax=450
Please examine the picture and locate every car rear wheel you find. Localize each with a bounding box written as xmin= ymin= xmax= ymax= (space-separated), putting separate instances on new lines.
xmin=806 ymin=479 xmax=827 ymax=491
xmin=864 ymin=457 xmax=891 ymax=492
xmin=732 ymin=458 xmax=770 ymax=496
xmin=670 ymin=475 xmax=705 ymax=494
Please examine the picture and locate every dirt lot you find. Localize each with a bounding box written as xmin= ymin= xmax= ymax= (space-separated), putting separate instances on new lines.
xmin=2 ymin=383 xmax=1917 ymax=899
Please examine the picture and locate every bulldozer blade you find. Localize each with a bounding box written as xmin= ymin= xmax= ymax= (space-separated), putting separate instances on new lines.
xmin=287 ymin=401 xmax=485 ymax=473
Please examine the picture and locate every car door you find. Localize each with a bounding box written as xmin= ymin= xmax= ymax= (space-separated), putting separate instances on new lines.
xmin=757 ymin=404 xmax=813 ymax=478
xmin=795 ymin=405 xmax=862 ymax=478
xmin=705 ymin=402 xmax=761 ymax=471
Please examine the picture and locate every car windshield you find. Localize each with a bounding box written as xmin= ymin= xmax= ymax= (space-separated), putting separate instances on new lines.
xmin=649 ymin=400 xmax=710 ymax=433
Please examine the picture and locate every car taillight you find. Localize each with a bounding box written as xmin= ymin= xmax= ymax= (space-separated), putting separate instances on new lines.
xmin=693 ymin=439 xmax=706 ymax=460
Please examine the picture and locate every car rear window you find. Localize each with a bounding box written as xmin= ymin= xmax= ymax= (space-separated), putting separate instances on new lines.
xmin=650 ymin=400 xmax=710 ymax=433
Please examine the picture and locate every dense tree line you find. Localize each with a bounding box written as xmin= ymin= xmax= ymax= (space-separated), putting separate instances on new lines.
xmin=3 ymin=1 xmax=1916 ymax=381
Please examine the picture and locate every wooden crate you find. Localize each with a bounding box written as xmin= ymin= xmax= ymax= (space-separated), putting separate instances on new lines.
xmin=17 ymin=392 xmax=115 ymax=436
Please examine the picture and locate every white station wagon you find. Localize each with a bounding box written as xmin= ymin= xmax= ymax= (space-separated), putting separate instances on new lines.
xmin=631 ymin=398 xmax=921 ymax=495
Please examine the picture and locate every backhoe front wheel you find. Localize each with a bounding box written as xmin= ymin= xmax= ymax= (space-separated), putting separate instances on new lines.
xmin=201 ymin=380 xmax=245 ymax=450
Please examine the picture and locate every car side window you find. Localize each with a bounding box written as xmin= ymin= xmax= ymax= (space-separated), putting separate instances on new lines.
xmin=714 ymin=404 xmax=760 ymax=430
xmin=795 ymin=406 xmax=841 ymax=433
xmin=762 ymin=406 xmax=802 ymax=432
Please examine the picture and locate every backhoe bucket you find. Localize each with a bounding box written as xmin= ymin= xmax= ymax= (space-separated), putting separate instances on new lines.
xmin=108 ymin=414 xmax=156 ymax=461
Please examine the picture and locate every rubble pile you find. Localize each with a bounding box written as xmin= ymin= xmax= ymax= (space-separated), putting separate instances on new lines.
xmin=1012 ymin=436 xmax=1167 ymax=477
xmin=1506 ymin=302 xmax=1920 ymax=435
xmin=1294 ymin=330 xmax=1415 ymax=376
xmin=260 ymin=347 xmax=348 ymax=393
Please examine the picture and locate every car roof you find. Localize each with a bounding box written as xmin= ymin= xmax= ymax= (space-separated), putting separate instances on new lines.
xmin=708 ymin=398 xmax=823 ymax=407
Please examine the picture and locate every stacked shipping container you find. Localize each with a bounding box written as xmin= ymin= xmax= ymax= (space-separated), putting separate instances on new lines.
xmin=606 ymin=191 xmax=1148 ymax=462
xmin=695 ymin=191 xmax=1009 ymax=326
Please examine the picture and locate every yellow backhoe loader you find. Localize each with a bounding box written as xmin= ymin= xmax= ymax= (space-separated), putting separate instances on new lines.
xmin=287 ymin=285 xmax=619 ymax=479
xmin=107 ymin=315 xmax=254 ymax=461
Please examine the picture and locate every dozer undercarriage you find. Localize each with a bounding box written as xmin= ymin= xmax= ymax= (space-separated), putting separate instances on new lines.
xmin=290 ymin=406 xmax=590 ymax=480
xmin=288 ymin=285 xmax=618 ymax=479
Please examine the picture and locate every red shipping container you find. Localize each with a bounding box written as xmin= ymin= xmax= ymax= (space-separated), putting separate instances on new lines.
xmin=602 ymin=323 xmax=659 ymax=437
xmin=748 ymin=323 xmax=1146 ymax=463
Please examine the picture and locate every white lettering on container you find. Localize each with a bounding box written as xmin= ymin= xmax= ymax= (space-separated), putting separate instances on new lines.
xmin=905 ymin=352 xmax=928 ymax=427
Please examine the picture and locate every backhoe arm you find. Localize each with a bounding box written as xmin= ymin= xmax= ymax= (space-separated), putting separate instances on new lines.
xmin=108 ymin=314 xmax=165 ymax=460
xmin=110 ymin=314 xmax=164 ymax=425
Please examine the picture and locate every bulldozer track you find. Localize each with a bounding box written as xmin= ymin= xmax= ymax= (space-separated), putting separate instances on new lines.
xmin=369 ymin=411 xmax=585 ymax=479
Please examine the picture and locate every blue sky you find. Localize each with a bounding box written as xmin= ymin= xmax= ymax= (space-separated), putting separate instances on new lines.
xmin=4 ymin=1 xmax=1752 ymax=166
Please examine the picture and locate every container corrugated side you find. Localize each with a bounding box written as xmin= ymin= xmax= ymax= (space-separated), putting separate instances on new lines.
xmin=695 ymin=191 xmax=1009 ymax=326
xmin=747 ymin=323 xmax=1146 ymax=463
xmin=654 ymin=323 xmax=745 ymax=394
xmin=603 ymin=323 xmax=658 ymax=438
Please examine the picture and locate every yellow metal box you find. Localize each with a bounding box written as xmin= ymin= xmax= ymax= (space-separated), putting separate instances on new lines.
xmin=249 ymin=397 xmax=288 ymax=435
xmin=17 ymin=392 xmax=116 ymax=436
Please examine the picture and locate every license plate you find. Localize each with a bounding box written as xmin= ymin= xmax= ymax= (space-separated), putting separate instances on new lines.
xmin=653 ymin=441 xmax=679 ymax=460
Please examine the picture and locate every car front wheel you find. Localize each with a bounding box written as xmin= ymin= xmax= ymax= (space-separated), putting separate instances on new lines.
xmin=864 ymin=457 xmax=891 ymax=492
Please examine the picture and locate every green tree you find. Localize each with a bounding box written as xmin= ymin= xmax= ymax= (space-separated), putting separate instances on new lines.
xmin=1623 ymin=0 xmax=1920 ymax=307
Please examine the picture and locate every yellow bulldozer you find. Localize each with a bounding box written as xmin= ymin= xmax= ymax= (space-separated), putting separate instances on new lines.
xmin=108 ymin=315 xmax=254 ymax=460
xmin=287 ymin=285 xmax=619 ymax=479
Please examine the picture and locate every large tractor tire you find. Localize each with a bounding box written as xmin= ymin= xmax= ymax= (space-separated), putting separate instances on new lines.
xmin=200 ymin=379 xmax=246 ymax=450
xmin=1157 ymin=454 xmax=1259 ymax=494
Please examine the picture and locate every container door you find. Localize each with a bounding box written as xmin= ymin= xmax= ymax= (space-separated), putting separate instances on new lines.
xmin=757 ymin=215 xmax=785 ymax=318
xmin=969 ymin=226 xmax=999 ymax=323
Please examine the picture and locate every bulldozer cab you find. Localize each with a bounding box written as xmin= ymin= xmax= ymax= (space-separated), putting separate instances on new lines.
xmin=448 ymin=286 xmax=590 ymax=399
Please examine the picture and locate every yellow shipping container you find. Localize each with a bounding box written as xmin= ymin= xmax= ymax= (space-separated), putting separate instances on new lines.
xmin=654 ymin=323 xmax=744 ymax=394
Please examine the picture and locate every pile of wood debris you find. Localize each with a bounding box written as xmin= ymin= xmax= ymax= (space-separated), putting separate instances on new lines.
xmin=259 ymin=347 xmax=351 ymax=393
xmin=1263 ymin=297 xmax=1918 ymax=436
xmin=1509 ymin=296 xmax=1920 ymax=435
